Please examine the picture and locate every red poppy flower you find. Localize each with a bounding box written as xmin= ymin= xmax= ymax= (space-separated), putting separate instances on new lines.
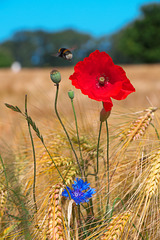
xmin=69 ymin=50 xmax=135 ymax=112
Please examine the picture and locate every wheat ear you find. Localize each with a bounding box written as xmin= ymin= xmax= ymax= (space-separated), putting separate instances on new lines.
xmin=47 ymin=184 xmax=66 ymax=240
xmin=101 ymin=211 xmax=131 ymax=240
xmin=0 ymin=187 xmax=7 ymax=226
xmin=126 ymin=107 xmax=157 ymax=141
xmin=132 ymin=150 xmax=160 ymax=240
xmin=145 ymin=149 xmax=160 ymax=198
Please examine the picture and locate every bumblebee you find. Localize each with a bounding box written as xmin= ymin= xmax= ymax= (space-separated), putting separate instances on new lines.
xmin=57 ymin=48 xmax=73 ymax=61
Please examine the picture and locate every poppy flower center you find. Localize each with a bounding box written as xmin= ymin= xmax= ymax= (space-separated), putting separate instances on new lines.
xmin=99 ymin=76 xmax=105 ymax=85
xmin=96 ymin=74 xmax=109 ymax=87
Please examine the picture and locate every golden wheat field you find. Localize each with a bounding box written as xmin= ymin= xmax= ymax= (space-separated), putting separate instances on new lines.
xmin=0 ymin=65 xmax=160 ymax=142
xmin=0 ymin=65 xmax=160 ymax=239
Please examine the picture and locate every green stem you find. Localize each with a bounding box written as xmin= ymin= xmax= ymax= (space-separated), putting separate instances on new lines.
xmin=0 ymin=155 xmax=9 ymax=189
xmin=106 ymin=120 xmax=110 ymax=210
xmin=103 ymin=155 xmax=107 ymax=203
xmin=85 ymin=121 xmax=102 ymax=217
xmin=132 ymin=224 xmax=145 ymax=240
xmin=79 ymin=209 xmax=87 ymax=238
xmin=77 ymin=205 xmax=82 ymax=235
xmin=41 ymin=141 xmax=71 ymax=200
xmin=0 ymin=157 xmax=29 ymax=217
xmin=96 ymin=121 xmax=102 ymax=175
xmin=25 ymin=95 xmax=37 ymax=213
xmin=110 ymin=197 xmax=126 ymax=219
xmin=71 ymin=99 xmax=84 ymax=174
xmin=150 ymin=122 xmax=160 ymax=140
xmin=54 ymin=84 xmax=83 ymax=176
xmin=0 ymin=161 xmax=32 ymax=235
xmin=24 ymin=97 xmax=70 ymax=199
xmin=86 ymin=121 xmax=102 ymax=177
xmin=44 ymin=144 xmax=65 ymax=182
xmin=95 ymin=121 xmax=102 ymax=214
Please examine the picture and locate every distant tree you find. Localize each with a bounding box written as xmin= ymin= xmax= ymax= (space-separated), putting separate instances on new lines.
xmin=1 ymin=29 xmax=92 ymax=67
xmin=110 ymin=3 xmax=160 ymax=63
xmin=44 ymin=29 xmax=92 ymax=67
xmin=0 ymin=47 xmax=13 ymax=67
xmin=2 ymin=3 xmax=159 ymax=67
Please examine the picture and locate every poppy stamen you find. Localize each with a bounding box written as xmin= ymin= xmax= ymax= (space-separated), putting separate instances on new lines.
xmin=97 ymin=74 xmax=109 ymax=86
xmin=99 ymin=76 xmax=105 ymax=85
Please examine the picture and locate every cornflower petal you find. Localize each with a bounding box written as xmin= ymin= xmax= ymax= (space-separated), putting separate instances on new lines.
xmin=62 ymin=178 xmax=96 ymax=205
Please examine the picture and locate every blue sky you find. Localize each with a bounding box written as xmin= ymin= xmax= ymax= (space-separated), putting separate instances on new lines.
xmin=0 ymin=0 xmax=159 ymax=42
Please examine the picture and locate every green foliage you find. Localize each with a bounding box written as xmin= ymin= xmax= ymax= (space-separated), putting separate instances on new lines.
xmin=110 ymin=3 xmax=160 ymax=63
xmin=1 ymin=29 xmax=92 ymax=67
xmin=0 ymin=152 xmax=32 ymax=239
xmin=0 ymin=47 xmax=13 ymax=67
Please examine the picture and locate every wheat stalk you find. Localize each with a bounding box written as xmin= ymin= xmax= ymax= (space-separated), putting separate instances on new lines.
xmin=100 ymin=211 xmax=131 ymax=240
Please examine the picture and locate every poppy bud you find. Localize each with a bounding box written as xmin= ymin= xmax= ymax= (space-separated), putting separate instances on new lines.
xmin=100 ymin=108 xmax=111 ymax=122
xmin=68 ymin=90 xmax=74 ymax=100
xmin=50 ymin=69 xmax=61 ymax=84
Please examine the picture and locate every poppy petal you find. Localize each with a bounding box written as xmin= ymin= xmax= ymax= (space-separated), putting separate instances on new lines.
xmin=69 ymin=50 xmax=135 ymax=110
xmin=103 ymin=99 xmax=113 ymax=112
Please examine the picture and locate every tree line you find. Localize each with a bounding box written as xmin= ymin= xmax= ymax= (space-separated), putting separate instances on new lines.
xmin=0 ymin=3 xmax=160 ymax=67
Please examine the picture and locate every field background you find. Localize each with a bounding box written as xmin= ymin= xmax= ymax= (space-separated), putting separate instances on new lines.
xmin=0 ymin=65 xmax=160 ymax=239
xmin=0 ymin=64 xmax=160 ymax=146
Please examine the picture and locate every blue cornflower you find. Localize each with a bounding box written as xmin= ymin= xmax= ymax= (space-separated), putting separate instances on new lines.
xmin=62 ymin=178 xmax=96 ymax=205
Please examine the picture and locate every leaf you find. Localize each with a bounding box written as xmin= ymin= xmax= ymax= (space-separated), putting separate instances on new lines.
xmin=5 ymin=103 xmax=22 ymax=113
xmin=26 ymin=115 xmax=44 ymax=143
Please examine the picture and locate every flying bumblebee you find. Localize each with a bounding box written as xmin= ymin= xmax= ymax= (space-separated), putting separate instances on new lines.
xmin=55 ymin=47 xmax=75 ymax=61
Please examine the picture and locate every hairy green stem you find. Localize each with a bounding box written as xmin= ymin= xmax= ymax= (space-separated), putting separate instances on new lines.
xmin=0 ymin=154 xmax=32 ymax=239
xmin=25 ymin=95 xmax=38 ymax=213
xmin=95 ymin=121 xmax=102 ymax=216
xmin=110 ymin=197 xmax=126 ymax=219
xmin=86 ymin=121 xmax=102 ymax=177
xmin=77 ymin=205 xmax=82 ymax=235
xmin=106 ymin=120 xmax=110 ymax=210
xmin=96 ymin=121 xmax=102 ymax=174
xmin=85 ymin=121 xmax=102 ymax=216
xmin=24 ymin=96 xmax=70 ymax=199
xmin=44 ymin=144 xmax=65 ymax=182
xmin=0 ymin=155 xmax=29 ymax=214
xmin=150 ymin=122 xmax=160 ymax=140
xmin=132 ymin=224 xmax=145 ymax=240
xmin=41 ymin=141 xmax=71 ymax=199
xmin=54 ymin=84 xmax=83 ymax=176
xmin=0 ymin=155 xmax=9 ymax=189
xmin=71 ymin=99 xmax=84 ymax=175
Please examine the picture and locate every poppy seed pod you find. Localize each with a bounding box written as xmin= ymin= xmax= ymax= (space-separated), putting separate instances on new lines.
xmin=100 ymin=108 xmax=111 ymax=122
xmin=50 ymin=69 xmax=61 ymax=84
xmin=68 ymin=90 xmax=74 ymax=100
